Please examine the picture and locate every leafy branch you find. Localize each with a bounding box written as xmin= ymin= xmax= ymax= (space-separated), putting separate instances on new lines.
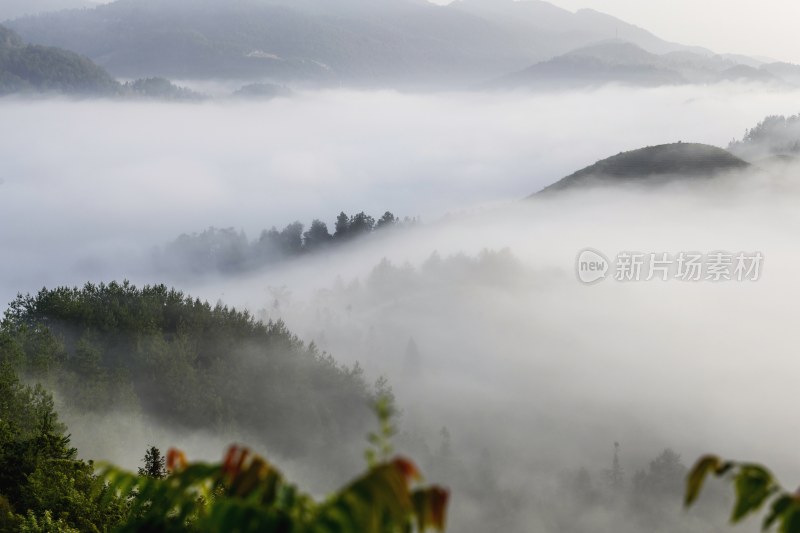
xmin=685 ymin=454 xmax=800 ymax=531
xmin=95 ymin=401 xmax=447 ymax=532
xmin=98 ymin=444 xmax=448 ymax=533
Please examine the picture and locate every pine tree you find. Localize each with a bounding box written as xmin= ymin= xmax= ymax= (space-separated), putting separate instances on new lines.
xmin=376 ymin=211 xmax=396 ymax=229
xmin=138 ymin=446 xmax=167 ymax=479
xmin=334 ymin=211 xmax=350 ymax=239
xmin=303 ymin=219 xmax=332 ymax=250
xmin=348 ymin=212 xmax=375 ymax=235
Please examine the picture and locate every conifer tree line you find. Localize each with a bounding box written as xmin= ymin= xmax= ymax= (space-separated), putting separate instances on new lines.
xmin=157 ymin=210 xmax=418 ymax=275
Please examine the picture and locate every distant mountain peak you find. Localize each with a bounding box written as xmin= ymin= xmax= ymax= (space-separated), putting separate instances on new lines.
xmin=3 ymin=0 xmax=778 ymax=86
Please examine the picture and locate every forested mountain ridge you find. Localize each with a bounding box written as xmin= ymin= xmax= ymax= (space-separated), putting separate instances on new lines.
xmin=0 ymin=0 xmax=96 ymax=21
xmin=727 ymin=113 xmax=800 ymax=161
xmin=4 ymin=0 xmax=711 ymax=86
xmin=0 ymin=24 xmax=118 ymax=95
xmin=0 ymin=281 xmax=382 ymax=462
xmin=156 ymin=210 xmax=409 ymax=277
xmin=0 ymin=24 xmax=202 ymax=97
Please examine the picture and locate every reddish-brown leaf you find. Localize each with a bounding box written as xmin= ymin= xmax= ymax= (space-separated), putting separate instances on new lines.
xmin=167 ymin=448 xmax=187 ymax=472
xmin=392 ymin=457 xmax=421 ymax=484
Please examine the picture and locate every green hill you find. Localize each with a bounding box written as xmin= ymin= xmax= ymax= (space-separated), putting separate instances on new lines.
xmin=0 ymin=25 xmax=202 ymax=98
xmin=0 ymin=282 xmax=379 ymax=461
xmin=0 ymin=24 xmax=119 ymax=95
xmin=534 ymin=142 xmax=750 ymax=195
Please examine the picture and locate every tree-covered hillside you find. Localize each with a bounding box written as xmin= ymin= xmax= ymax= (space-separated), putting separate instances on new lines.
xmin=0 ymin=282 xmax=382 ymax=461
xmin=0 ymin=24 xmax=119 ymax=95
xmin=0 ymin=25 xmax=202 ymax=97
xmin=156 ymin=210 xmax=411 ymax=277
xmin=0 ymin=362 xmax=128 ymax=532
xmin=728 ymin=113 xmax=800 ymax=161
xmin=0 ymin=359 xmax=447 ymax=532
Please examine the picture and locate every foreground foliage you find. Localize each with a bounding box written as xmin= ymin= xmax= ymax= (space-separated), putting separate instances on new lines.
xmin=100 ymin=445 xmax=448 ymax=533
xmin=686 ymin=455 xmax=800 ymax=532
xmin=1 ymin=355 xmax=447 ymax=532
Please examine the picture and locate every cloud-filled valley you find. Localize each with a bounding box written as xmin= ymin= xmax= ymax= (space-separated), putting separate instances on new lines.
xmin=3 ymin=83 xmax=800 ymax=531
xmin=2 ymin=83 xmax=800 ymax=301
xmin=6 ymin=0 xmax=800 ymax=529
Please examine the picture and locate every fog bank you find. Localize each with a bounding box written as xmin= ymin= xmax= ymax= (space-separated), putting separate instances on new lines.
xmin=3 ymin=84 xmax=800 ymax=531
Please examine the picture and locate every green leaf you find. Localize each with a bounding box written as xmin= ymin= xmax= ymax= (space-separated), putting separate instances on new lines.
xmin=685 ymin=455 xmax=721 ymax=507
xmin=732 ymin=465 xmax=776 ymax=522
xmin=763 ymin=494 xmax=793 ymax=531
xmin=780 ymin=504 xmax=800 ymax=533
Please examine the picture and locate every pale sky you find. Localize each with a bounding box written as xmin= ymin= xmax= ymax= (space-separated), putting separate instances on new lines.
xmin=434 ymin=0 xmax=800 ymax=64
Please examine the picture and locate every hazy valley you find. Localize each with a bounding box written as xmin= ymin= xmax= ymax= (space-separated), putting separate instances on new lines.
xmin=2 ymin=1 xmax=800 ymax=532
